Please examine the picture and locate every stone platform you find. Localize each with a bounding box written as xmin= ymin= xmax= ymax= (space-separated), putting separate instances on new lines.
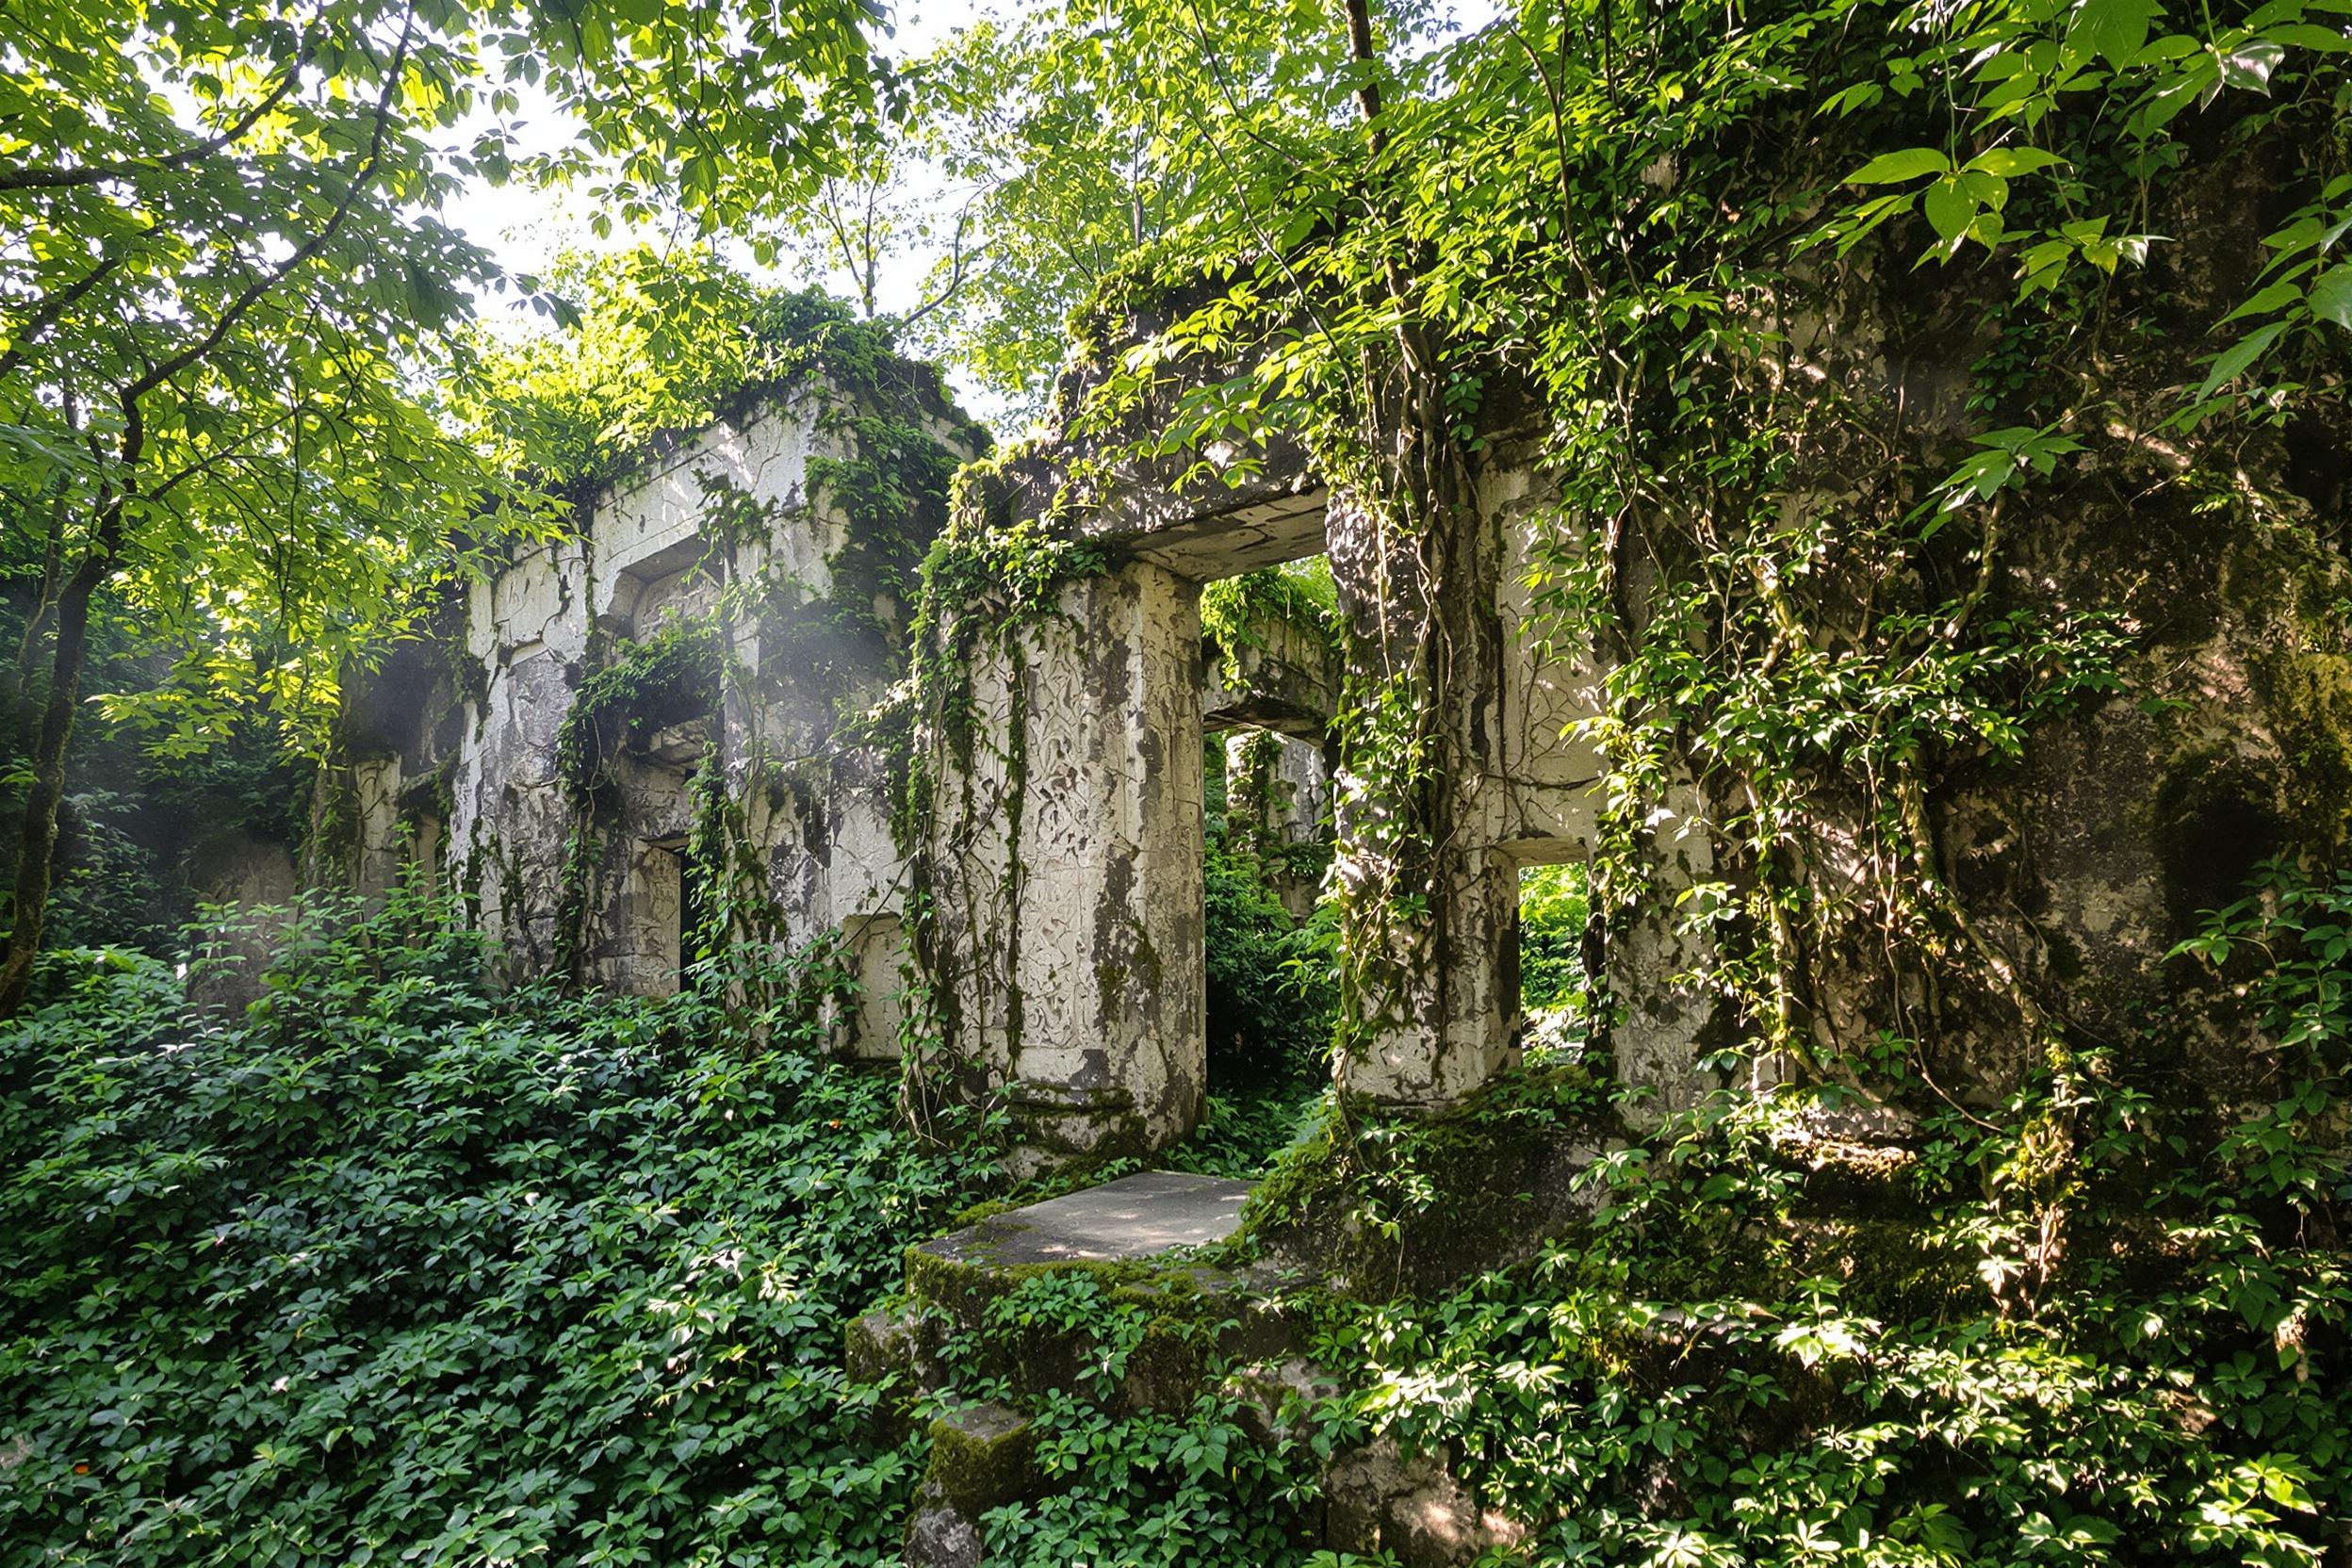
xmin=915 ymin=1168 xmax=1255 ymax=1270
xmin=863 ymin=1166 xmax=1544 ymax=1567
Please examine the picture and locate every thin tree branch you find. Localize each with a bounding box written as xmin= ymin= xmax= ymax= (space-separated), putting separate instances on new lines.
xmin=0 ymin=32 xmax=316 ymax=193
xmin=0 ymin=234 xmax=145 ymax=385
xmin=119 ymin=12 xmax=415 ymax=408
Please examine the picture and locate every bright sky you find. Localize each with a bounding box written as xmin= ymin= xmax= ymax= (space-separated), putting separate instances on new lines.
xmin=436 ymin=2 xmax=1015 ymax=415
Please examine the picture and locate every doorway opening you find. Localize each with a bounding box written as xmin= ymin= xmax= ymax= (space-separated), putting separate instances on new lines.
xmin=1189 ymin=557 xmax=1341 ymax=1171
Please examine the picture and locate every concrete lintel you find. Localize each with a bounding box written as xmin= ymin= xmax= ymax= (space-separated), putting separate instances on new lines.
xmin=1123 ymin=486 xmax=1331 ymax=580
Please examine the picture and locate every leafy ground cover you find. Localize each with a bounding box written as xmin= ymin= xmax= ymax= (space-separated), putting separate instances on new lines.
xmin=6 ymin=874 xmax=2346 ymax=1568
xmin=0 ymin=892 xmax=991 ymax=1568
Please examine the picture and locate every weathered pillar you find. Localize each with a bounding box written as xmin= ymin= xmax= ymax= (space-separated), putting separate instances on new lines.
xmin=915 ymin=559 xmax=1207 ymax=1165
xmin=1324 ymin=480 xmax=1525 ymax=1106
xmin=1325 ymin=460 xmax=1612 ymax=1109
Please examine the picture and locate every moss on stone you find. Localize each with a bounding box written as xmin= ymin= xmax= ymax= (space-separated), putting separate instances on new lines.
xmin=1238 ymin=1066 xmax=1617 ymax=1298
xmin=919 ymin=1401 xmax=1040 ymax=1516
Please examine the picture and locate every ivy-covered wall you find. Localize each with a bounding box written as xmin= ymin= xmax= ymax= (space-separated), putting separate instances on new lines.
xmin=338 ymin=343 xmax=987 ymax=1054
xmin=1564 ymin=69 xmax=2352 ymax=1140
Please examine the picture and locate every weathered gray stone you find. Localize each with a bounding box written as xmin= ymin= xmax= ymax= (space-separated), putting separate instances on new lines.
xmin=913 ymin=561 xmax=1213 ymax=1158
xmin=1203 ymin=608 xmax=1339 ymax=741
xmin=915 ymin=413 xmax=1612 ymax=1161
xmin=1325 ymin=1439 xmax=1530 ymax=1568
xmin=845 ymin=1301 xmax=935 ymax=1389
xmin=910 ymin=1397 xmax=1039 ymax=1554
xmin=901 ymin=1507 xmax=983 ymax=1568
xmin=920 ymin=1170 xmax=1253 ymax=1270
xmin=338 ymin=380 xmax=981 ymax=1036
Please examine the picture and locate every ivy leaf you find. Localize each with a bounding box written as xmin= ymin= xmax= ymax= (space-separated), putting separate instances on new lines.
xmin=2219 ymin=39 xmax=2289 ymax=90
xmin=2195 ymin=320 xmax=2290 ymax=399
xmin=1965 ymin=146 xmax=2066 ymax=176
xmin=1849 ymin=148 xmax=1951 ymax=185
xmin=2220 ymin=280 xmax=2305 ymax=324
xmin=1923 ymin=177 xmax=1978 ymax=243
xmin=2074 ymin=0 xmax=2159 ymax=66
xmin=2262 ymin=22 xmax=2352 ymax=51
xmin=2308 ymin=262 xmax=2352 ymax=329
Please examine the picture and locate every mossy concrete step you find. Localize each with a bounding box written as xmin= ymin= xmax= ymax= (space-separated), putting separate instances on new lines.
xmin=916 ymin=1168 xmax=1255 ymax=1275
xmin=863 ymin=1169 xmax=1302 ymax=1418
xmin=882 ymin=1171 xmax=1295 ymax=1567
xmin=902 ymin=1169 xmax=1294 ymax=1401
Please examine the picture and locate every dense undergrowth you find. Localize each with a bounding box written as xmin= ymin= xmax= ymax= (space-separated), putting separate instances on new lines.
xmin=951 ymin=867 xmax=2352 ymax=1567
xmin=5 ymin=872 xmax=2344 ymax=1567
xmin=0 ymin=892 xmax=993 ymax=1568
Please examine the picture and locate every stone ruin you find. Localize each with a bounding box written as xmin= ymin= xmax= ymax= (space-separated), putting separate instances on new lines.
xmin=334 ymin=246 xmax=2352 ymax=1174
xmin=333 ymin=350 xmax=1407 ymax=1108
xmin=340 ymin=369 xmax=976 ymax=1055
xmin=328 ymin=251 xmax=2352 ymax=1557
xmin=335 ymin=321 xmax=1675 ymax=1150
xmin=333 ymin=333 xmax=1648 ymax=1565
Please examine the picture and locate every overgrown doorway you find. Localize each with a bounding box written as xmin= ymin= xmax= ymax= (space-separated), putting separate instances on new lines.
xmin=1515 ymin=859 xmax=1592 ymax=1063
xmin=1184 ymin=559 xmax=1342 ymax=1172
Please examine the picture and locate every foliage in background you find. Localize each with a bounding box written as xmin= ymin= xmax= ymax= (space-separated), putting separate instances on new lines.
xmin=1199 ymin=562 xmax=1340 ymax=686
xmin=1203 ymin=729 xmax=1339 ymax=1088
xmin=447 ymin=250 xmax=974 ymax=498
xmin=0 ymin=543 xmax=308 ymax=956
xmin=1517 ymin=861 xmax=1588 ymax=1013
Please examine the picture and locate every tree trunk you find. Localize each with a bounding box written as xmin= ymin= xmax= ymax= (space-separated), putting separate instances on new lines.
xmin=0 ymin=547 xmax=112 ymax=1017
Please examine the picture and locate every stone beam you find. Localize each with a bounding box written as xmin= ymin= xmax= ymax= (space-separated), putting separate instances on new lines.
xmin=1202 ymin=610 xmax=1340 ymax=743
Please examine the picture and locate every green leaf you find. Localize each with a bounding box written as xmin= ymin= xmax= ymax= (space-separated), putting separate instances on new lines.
xmin=2309 ymin=262 xmax=2352 ymax=328
xmin=2074 ymin=0 xmax=2159 ymax=66
xmin=2262 ymin=22 xmax=2352 ymax=49
xmin=2221 ymin=280 xmax=2305 ymax=323
xmin=1965 ymin=146 xmax=2066 ymax=176
xmin=2196 ymin=320 xmax=2291 ymax=399
xmin=1923 ymin=177 xmax=1978 ymax=242
xmin=1849 ymin=148 xmax=1952 ymax=185
xmin=2220 ymin=38 xmax=2290 ymax=89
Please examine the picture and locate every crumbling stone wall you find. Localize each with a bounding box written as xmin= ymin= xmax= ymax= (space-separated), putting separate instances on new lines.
xmin=906 ymin=326 xmax=1614 ymax=1159
xmin=1587 ymin=118 xmax=2352 ymax=1131
xmin=339 ymin=373 xmax=982 ymax=1055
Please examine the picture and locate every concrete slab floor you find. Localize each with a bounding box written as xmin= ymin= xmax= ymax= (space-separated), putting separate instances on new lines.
xmin=923 ymin=1169 xmax=1255 ymax=1268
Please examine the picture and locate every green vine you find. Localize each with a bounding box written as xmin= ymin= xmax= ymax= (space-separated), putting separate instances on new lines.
xmin=553 ymin=621 xmax=726 ymax=802
xmin=896 ymin=476 xmax=1115 ymax=1129
xmin=1199 ymin=561 xmax=1338 ymax=686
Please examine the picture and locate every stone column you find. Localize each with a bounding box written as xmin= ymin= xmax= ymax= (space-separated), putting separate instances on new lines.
xmin=1324 ymin=482 xmax=1526 ymax=1107
xmin=916 ymin=560 xmax=1207 ymax=1165
xmin=1324 ymin=459 xmax=1613 ymax=1110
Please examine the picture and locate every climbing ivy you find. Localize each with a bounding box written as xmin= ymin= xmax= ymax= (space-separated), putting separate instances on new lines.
xmin=1037 ymin=0 xmax=2350 ymax=1117
xmin=1192 ymin=861 xmax=2352 ymax=1565
xmin=1199 ymin=563 xmax=1339 ymax=687
xmin=552 ymin=621 xmax=727 ymax=802
xmin=893 ymin=498 xmax=1116 ymax=1127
